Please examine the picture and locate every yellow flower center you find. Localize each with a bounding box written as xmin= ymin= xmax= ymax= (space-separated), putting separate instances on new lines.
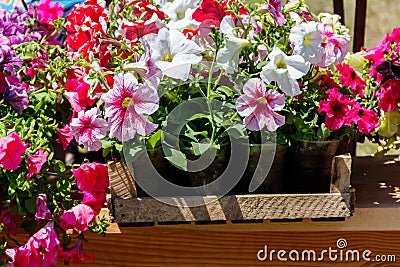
xmin=275 ymin=58 xmax=287 ymax=69
xmin=304 ymin=33 xmax=314 ymax=46
xmin=164 ymin=54 xmax=173 ymax=62
xmin=257 ymin=97 xmax=268 ymax=104
xmin=176 ymin=9 xmax=184 ymax=19
xmin=122 ymin=97 xmax=134 ymax=108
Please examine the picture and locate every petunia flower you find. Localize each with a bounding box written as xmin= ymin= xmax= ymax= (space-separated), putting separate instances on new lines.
xmin=1 ymin=76 xmax=29 ymax=114
xmin=0 ymin=45 xmax=23 ymax=75
xmin=64 ymin=79 xmax=97 ymax=113
xmin=0 ymin=132 xmax=27 ymax=171
xmin=29 ymin=0 xmax=64 ymax=25
xmin=354 ymin=106 xmax=380 ymax=134
xmin=336 ymin=63 xmax=366 ymax=96
xmin=258 ymin=0 xmax=286 ymax=26
xmin=216 ymin=16 xmax=250 ymax=74
xmin=143 ymin=28 xmax=202 ymax=80
xmin=119 ymin=13 xmax=165 ymax=44
xmin=376 ymin=79 xmax=400 ymax=112
xmin=101 ymin=72 xmax=159 ymax=142
xmin=27 ymin=148 xmax=49 ymax=180
xmin=81 ymin=191 xmax=106 ymax=214
xmin=317 ymin=23 xmax=349 ymax=68
xmin=61 ymin=239 xmax=94 ymax=265
xmin=318 ymin=87 xmax=355 ymax=130
xmin=236 ymin=78 xmax=285 ymax=131
xmin=6 ymin=221 xmax=61 ymax=267
xmin=260 ymin=46 xmax=310 ymax=96
xmin=72 ymin=162 xmax=109 ymax=193
xmin=290 ymin=21 xmax=323 ymax=64
xmin=59 ymin=204 xmax=95 ymax=232
xmin=35 ymin=193 xmax=52 ymax=221
xmin=70 ymin=107 xmax=108 ymax=151
xmin=56 ymin=124 xmax=74 ymax=151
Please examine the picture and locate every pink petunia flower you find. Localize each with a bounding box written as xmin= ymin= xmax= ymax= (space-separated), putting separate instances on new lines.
xmin=318 ymin=88 xmax=355 ymax=130
xmin=35 ymin=193 xmax=52 ymax=221
xmin=82 ymin=191 xmax=106 ymax=214
xmin=355 ymin=106 xmax=380 ymax=134
xmin=0 ymin=206 xmax=16 ymax=234
xmin=6 ymin=221 xmax=61 ymax=267
xmin=56 ymin=124 xmax=74 ymax=151
xmin=27 ymin=148 xmax=49 ymax=180
xmin=61 ymin=239 xmax=95 ymax=264
xmin=0 ymin=132 xmax=27 ymax=171
xmin=317 ymin=23 xmax=348 ymax=68
xmin=101 ymin=73 xmax=159 ymax=142
xmin=236 ymin=78 xmax=285 ymax=131
xmin=376 ymin=79 xmax=400 ymax=112
xmin=266 ymin=0 xmax=286 ymax=26
xmin=336 ymin=63 xmax=366 ymax=96
xmin=70 ymin=107 xmax=108 ymax=151
xmin=72 ymin=162 xmax=109 ymax=193
xmin=64 ymin=79 xmax=97 ymax=113
xmin=30 ymin=0 xmax=64 ymax=25
xmin=59 ymin=204 xmax=95 ymax=232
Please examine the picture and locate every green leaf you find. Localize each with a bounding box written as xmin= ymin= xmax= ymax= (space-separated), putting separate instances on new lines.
xmin=226 ymin=124 xmax=247 ymax=139
xmin=317 ymin=123 xmax=330 ymax=141
xmin=216 ymin=86 xmax=233 ymax=97
xmin=147 ymin=129 xmax=162 ymax=149
xmin=24 ymin=197 xmax=36 ymax=213
xmin=163 ymin=145 xmax=187 ymax=171
xmin=54 ymin=160 xmax=66 ymax=174
xmin=192 ymin=142 xmax=211 ymax=156
xmin=378 ymin=111 xmax=400 ymax=138
xmin=115 ymin=143 xmax=123 ymax=152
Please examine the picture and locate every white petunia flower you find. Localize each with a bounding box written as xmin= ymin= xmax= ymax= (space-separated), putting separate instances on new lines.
xmin=143 ymin=28 xmax=203 ymax=81
xmin=216 ymin=16 xmax=250 ymax=74
xmin=161 ymin=0 xmax=199 ymax=21
xmin=260 ymin=46 xmax=310 ymax=96
xmin=290 ymin=21 xmax=324 ymax=65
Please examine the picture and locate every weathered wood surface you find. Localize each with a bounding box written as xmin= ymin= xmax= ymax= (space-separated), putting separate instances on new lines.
xmin=109 ymin=155 xmax=353 ymax=223
xmin=61 ymin=230 xmax=400 ymax=267
xmin=11 ymin=156 xmax=400 ymax=266
xmin=108 ymin=161 xmax=137 ymax=198
xmin=111 ymin=193 xmax=351 ymax=223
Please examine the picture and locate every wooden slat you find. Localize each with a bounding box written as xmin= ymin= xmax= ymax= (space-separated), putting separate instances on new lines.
xmin=333 ymin=0 xmax=345 ymax=24
xmin=353 ymin=0 xmax=368 ymax=51
xmin=60 ymin=230 xmax=400 ymax=267
xmin=112 ymin=193 xmax=351 ymax=223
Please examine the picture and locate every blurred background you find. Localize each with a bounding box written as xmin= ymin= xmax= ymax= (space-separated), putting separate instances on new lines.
xmin=299 ymin=0 xmax=400 ymax=50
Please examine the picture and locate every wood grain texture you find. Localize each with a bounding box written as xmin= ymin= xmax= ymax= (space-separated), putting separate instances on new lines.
xmin=110 ymin=155 xmax=352 ymax=223
xmin=112 ymin=193 xmax=351 ymax=223
xmin=108 ymin=161 xmax=137 ymax=198
xmin=61 ymin=230 xmax=400 ymax=267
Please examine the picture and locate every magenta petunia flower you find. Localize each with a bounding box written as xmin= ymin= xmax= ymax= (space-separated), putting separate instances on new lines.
xmin=29 ymin=0 xmax=64 ymax=25
xmin=266 ymin=0 xmax=286 ymax=26
xmin=27 ymin=148 xmax=49 ymax=180
xmin=59 ymin=204 xmax=95 ymax=232
xmin=355 ymin=106 xmax=380 ymax=134
xmin=61 ymin=239 xmax=94 ymax=265
xmin=336 ymin=63 xmax=366 ymax=96
xmin=70 ymin=107 xmax=108 ymax=151
xmin=56 ymin=124 xmax=74 ymax=151
xmin=35 ymin=192 xmax=52 ymax=221
xmin=101 ymin=73 xmax=159 ymax=142
xmin=236 ymin=78 xmax=285 ymax=131
xmin=82 ymin=191 xmax=106 ymax=215
xmin=318 ymin=88 xmax=355 ymax=130
xmin=376 ymin=79 xmax=400 ymax=112
xmin=6 ymin=221 xmax=61 ymax=267
xmin=0 ymin=132 xmax=27 ymax=171
xmin=72 ymin=162 xmax=109 ymax=193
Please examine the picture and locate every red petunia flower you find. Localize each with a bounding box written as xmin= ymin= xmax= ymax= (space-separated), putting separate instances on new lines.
xmin=336 ymin=63 xmax=366 ymax=96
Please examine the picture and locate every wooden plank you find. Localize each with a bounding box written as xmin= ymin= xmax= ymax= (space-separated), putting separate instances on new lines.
xmin=60 ymin=230 xmax=400 ymax=267
xmin=353 ymin=0 xmax=368 ymax=51
xmin=330 ymin=153 xmax=351 ymax=193
xmin=333 ymin=0 xmax=345 ymax=24
xmin=108 ymin=161 xmax=137 ymax=198
xmin=112 ymin=193 xmax=351 ymax=223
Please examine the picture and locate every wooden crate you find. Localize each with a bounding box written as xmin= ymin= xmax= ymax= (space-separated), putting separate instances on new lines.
xmin=107 ymin=154 xmax=355 ymax=224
